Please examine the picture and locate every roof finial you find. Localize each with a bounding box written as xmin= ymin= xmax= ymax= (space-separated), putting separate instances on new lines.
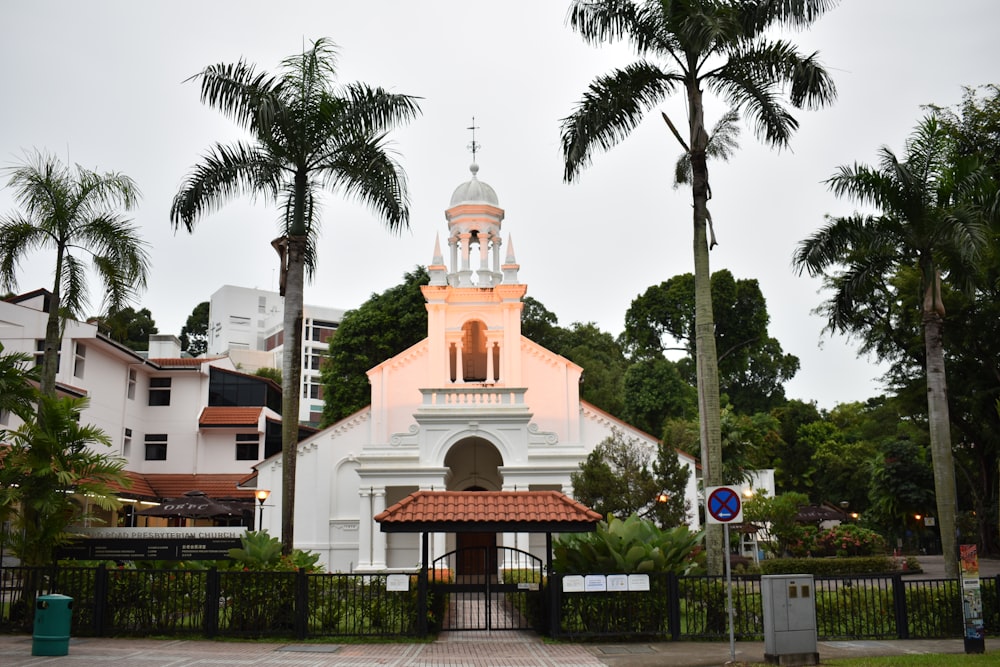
xmin=467 ymin=116 xmax=480 ymax=164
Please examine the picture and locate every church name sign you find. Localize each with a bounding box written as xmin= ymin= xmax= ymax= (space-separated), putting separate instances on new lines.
xmin=57 ymin=527 xmax=246 ymax=561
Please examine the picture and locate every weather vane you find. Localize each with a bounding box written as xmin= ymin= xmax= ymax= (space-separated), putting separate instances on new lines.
xmin=467 ymin=116 xmax=480 ymax=163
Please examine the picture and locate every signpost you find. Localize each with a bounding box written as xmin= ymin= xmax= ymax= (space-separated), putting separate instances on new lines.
xmin=706 ymin=486 xmax=744 ymax=663
xmin=960 ymin=544 xmax=986 ymax=654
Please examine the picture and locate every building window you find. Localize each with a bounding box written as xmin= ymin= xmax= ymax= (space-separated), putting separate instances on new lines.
xmin=0 ymin=409 xmax=8 ymax=426
xmin=308 ymin=353 xmax=324 ymax=371
xmin=148 ymin=377 xmax=171 ymax=406
xmin=235 ymin=433 xmax=260 ymax=461
xmin=127 ymin=369 xmax=137 ymax=400
xmin=34 ymin=339 xmax=45 ymax=368
xmin=230 ymin=315 xmax=251 ymax=327
xmin=258 ymin=296 xmax=267 ymax=313
xmin=144 ymin=433 xmax=168 ymax=461
xmin=73 ymin=342 xmax=86 ymax=378
xmin=123 ymin=427 xmax=132 ymax=457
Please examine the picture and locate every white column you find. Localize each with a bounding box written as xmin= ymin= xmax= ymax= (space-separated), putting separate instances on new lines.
xmin=485 ymin=339 xmax=495 ymax=384
xmin=449 ymin=235 xmax=459 ymax=274
xmin=371 ymin=486 xmax=387 ymax=569
xmin=454 ymin=340 xmax=465 ymax=384
xmin=357 ymin=487 xmax=373 ymax=569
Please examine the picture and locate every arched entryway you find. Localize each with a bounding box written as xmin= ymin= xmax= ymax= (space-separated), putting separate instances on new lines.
xmin=443 ymin=438 xmax=503 ymax=580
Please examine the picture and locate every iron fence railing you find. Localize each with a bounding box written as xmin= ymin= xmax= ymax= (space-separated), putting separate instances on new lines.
xmin=2 ymin=563 xmax=997 ymax=643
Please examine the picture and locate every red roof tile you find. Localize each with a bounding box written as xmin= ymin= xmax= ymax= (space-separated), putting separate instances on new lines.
xmin=142 ymin=473 xmax=257 ymax=500
xmin=375 ymin=491 xmax=602 ymax=532
xmin=199 ymin=406 xmax=262 ymax=427
xmin=149 ymin=357 xmax=223 ymax=368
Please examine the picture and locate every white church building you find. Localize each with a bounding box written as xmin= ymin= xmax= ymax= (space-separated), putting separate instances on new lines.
xmin=254 ymin=164 xmax=700 ymax=573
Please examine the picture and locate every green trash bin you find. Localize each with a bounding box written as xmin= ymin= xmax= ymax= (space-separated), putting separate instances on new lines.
xmin=32 ymin=593 xmax=73 ymax=656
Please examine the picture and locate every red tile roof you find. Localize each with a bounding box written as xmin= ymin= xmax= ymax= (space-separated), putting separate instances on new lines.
xmin=109 ymin=473 xmax=257 ymax=501
xmin=376 ymin=491 xmax=602 ymax=533
xmin=149 ymin=357 xmax=222 ymax=368
xmin=199 ymin=406 xmax=263 ymax=427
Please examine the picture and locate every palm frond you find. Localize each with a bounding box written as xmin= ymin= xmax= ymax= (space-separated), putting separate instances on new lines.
xmin=561 ymin=61 xmax=677 ymax=182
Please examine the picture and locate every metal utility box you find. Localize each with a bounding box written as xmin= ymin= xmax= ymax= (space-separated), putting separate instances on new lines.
xmin=761 ymin=574 xmax=818 ymax=666
xmin=32 ymin=594 xmax=73 ymax=656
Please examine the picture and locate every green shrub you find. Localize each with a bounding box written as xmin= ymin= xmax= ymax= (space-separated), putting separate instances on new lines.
xmin=815 ymin=524 xmax=886 ymax=557
xmin=553 ymin=514 xmax=703 ymax=574
xmin=759 ymin=556 xmax=899 ymax=575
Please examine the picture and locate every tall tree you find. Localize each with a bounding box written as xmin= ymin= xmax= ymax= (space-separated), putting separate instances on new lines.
xmin=0 ymin=394 xmax=127 ymax=566
xmin=0 ymin=150 xmax=150 ymax=396
xmin=560 ymin=0 xmax=836 ymax=573
xmin=171 ymin=39 xmax=420 ymax=554
xmin=623 ymin=270 xmax=799 ymax=414
xmin=179 ymin=301 xmax=209 ymax=356
xmin=793 ymin=116 xmax=992 ymax=577
xmin=571 ymin=428 xmax=690 ymax=527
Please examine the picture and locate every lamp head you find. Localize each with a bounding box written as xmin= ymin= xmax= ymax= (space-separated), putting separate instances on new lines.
xmin=256 ymin=489 xmax=271 ymax=504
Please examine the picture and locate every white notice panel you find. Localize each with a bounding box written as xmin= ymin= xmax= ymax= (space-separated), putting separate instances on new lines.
xmin=386 ymin=574 xmax=410 ymax=591
xmin=585 ymin=575 xmax=607 ymax=592
xmin=563 ymin=575 xmax=585 ymax=592
xmin=607 ymin=574 xmax=628 ymax=591
xmin=628 ymin=574 xmax=651 ymax=591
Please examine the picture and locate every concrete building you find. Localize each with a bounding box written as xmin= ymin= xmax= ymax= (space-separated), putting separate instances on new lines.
xmin=0 ymin=290 xmax=302 ymax=524
xmin=254 ymin=164 xmax=701 ymax=572
xmin=206 ymin=284 xmax=344 ymax=425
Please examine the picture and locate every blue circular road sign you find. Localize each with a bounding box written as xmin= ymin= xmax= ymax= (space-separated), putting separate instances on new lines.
xmin=707 ymin=487 xmax=742 ymax=523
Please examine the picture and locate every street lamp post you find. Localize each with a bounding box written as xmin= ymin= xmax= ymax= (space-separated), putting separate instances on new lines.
xmin=255 ymin=489 xmax=271 ymax=531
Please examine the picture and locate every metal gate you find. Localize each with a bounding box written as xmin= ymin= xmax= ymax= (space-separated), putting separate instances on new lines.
xmin=430 ymin=545 xmax=544 ymax=631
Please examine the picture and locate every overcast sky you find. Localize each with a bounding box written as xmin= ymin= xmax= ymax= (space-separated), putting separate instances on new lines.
xmin=2 ymin=1 xmax=997 ymax=409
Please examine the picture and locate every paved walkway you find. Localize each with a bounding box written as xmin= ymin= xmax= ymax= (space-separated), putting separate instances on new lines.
xmin=1 ymin=631 xmax=997 ymax=667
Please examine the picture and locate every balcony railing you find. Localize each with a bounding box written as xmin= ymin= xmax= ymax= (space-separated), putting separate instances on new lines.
xmin=419 ymin=386 xmax=527 ymax=408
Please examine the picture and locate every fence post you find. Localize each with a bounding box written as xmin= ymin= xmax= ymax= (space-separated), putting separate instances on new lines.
xmin=549 ymin=573 xmax=561 ymax=638
xmin=93 ymin=563 xmax=108 ymax=636
xmin=891 ymin=573 xmax=908 ymax=639
xmin=668 ymin=572 xmax=682 ymax=640
xmin=295 ymin=568 xmax=308 ymax=640
xmin=204 ymin=568 xmax=219 ymax=638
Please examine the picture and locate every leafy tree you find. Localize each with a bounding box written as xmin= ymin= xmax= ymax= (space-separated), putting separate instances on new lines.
xmin=0 ymin=343 xmax=36 ymax=421
xmin=171 ymin=38 xmax=420 ymax=554
xmin=768 ymin=400 xmax=822 ymax=495
xmin=93 ymin=306 xmax=158 ymax=351
xmin=254 ymin=367 xmax=282 ymax=385
xmin=623 ymin=270 xmax=799 ymax=414
xmin=561 ymin=0 xmax=836 ymax=575
xmin=520 ymin=295 xmax=563 ymax=351
xmin=743 ymin=491 xmax=810 ymax=558
xmin=321 ymin=266 xmax=429 ymax=425
xmin=0 ymin=150 xmax=150 ymax=396
xmin=571 ymin=428 xmax=689 ymax=527
xmin=0 ymin=394 xmax=127 ymax=566
xmin=622 ymin=357 xmax=697 ymax=436
xmin=866 ymin=438 xmax=936 ymax=550
xmin=179 ymin=301 xmax=209 ymax=356
xmin=793 ymin=115 xmax=992 ymax=577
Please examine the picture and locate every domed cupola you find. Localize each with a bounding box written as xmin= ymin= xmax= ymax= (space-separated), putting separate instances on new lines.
xmin=444 ymin=163 xmax=506 ymax=288
xmin=449 ymin=163 xmax=499 ymax=207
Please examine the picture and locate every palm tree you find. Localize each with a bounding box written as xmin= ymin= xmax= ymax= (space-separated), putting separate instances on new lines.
xmin=560 ymin=0 xmax=837 ymax=573
xmin=171 ymin=38 xmax=420 ymax=554
xmin=0 ymin=150 xmax=149 ymax=397
xmin=0 ymin=394 xmax=127 ymax=566
xmin=793 ymin=116 xmax=991 ymax=577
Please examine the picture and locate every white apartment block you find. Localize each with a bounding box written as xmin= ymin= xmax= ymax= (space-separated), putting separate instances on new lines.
xmin=207 ymin=285 xmax=345 ymax=425
xmin=0 ymin=290 xmax=309 ymax=526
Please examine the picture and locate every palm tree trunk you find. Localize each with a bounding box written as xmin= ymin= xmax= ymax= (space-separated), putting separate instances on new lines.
xmin=688 ymin=82 xmax=725 ymax=576
xmin=40 ymin=248 xmax=64 ymax=397
xmin=280 ymin=234 xmax=306 ymax=555
xmin=923 ymin=309 xmax=959 ymax=578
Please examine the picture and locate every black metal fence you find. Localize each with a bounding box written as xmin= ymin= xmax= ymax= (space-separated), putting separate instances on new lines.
xmin=0 ymin=565 xmax=420 ymax=639
xmin=549 ymin=572 xmax=998 ymax=641
xmin=2 ymin=564 xmax=996 ymax=642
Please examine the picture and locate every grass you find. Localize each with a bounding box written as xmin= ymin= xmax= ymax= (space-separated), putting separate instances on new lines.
xmin=733 ymin=652 xmax=999 ymax=667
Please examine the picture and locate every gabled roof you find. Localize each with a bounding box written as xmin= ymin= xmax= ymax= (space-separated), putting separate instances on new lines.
xmin=375 ymin=490 xmax=602 ymax=533
xmin=199 ymin=406 xmax=263 ymax=428
xmin=148 ymin=357 xmax=222 ymax=368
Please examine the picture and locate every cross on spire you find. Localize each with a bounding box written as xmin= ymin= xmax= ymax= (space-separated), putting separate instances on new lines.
xmin=467 ymin=116 xmax=480 ymax=163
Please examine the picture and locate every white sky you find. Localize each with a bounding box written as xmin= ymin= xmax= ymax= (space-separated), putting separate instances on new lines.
xmin=2 ymin=1 xmax=997 ymax=410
